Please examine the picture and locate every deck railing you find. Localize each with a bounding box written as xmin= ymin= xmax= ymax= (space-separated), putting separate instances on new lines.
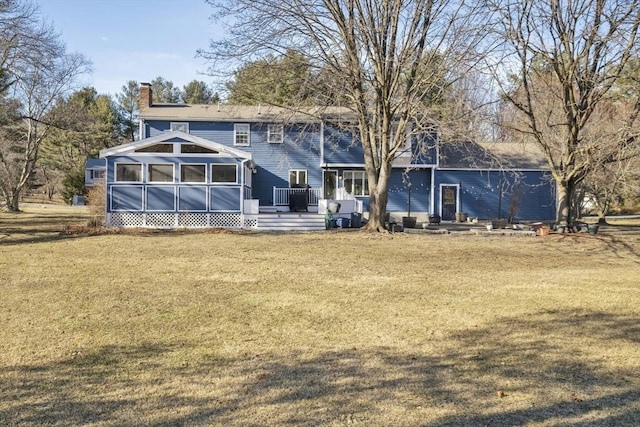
xmin=273 ymin=187 xmax=322 ymax=206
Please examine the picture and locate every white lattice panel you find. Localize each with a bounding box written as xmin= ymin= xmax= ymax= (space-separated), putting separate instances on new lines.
xmin=146 ymin=213 xmax=176 ymax=228
xmin=244 ymin=216 xmax=258 ymax=228
xmin=109 ymin=212 xmax=144 ymax=227
xmin=210 ymin=213 xmax=242 ymax=228
xmin=178 ymin=213 xmax=209 ymax=228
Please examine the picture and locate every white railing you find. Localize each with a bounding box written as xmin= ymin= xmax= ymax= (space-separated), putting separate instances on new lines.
xmin=244 ymin=185 xmax=252 ymax=200
xmin=273 ymin=187 xmax=322 ymax=206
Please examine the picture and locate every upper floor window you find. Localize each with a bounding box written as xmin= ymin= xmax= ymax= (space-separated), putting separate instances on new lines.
xmin=180 ymin=164 xmax=206 ymax=183
xmin=343 ymin=170 xmax=369 ymax=196
xmin=234 ymin=123 xmax=250 ymax=146
xmin=268 ymin=124 xmax=283 ymax=143
xmin=170 ymin=122 xmax=189 ymax=133
xmin=289 ymin=169 xmax=307 ymax=187
xmin=115 ymin=163 xmax=142 ymax=182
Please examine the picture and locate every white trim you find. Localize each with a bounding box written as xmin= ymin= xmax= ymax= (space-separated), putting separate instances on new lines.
xmin=234 ymin=123 xmax=251 ymax=146
xmin=100 ymin=131 xmax=252 ymax=160
xmin=437 ymin=167 xmax=551 ymax=172
xmin=147 ymin=163 xmax=175 ymax=183
xmin=179 ymin=163 xmax=207 ymax=183
xmin=145 ymin=185 xmax=177 ymax=212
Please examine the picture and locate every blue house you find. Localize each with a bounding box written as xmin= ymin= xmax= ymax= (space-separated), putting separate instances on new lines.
xmin=94 ymin=83 xmax=555 ymax=229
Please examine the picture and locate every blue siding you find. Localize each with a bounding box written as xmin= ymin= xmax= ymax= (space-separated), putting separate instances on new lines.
xmin=210 ymin=187 xmax=241 ymax=211
xmin=178 ymin=186 xmax=207 ymax=211
xmin=435 ymin=170 xmax=555 ymax=220
xmin=111 ymin=186 xmax=143 ymax=211
xmin=387 ymin=169 xmax=431 ymax=213
xmin=147 ymin=186 xmax=176 ymax=211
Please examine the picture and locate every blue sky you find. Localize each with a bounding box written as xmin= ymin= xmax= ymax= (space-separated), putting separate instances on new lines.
xmin=37 ymin=0 xmax=223 ymax=96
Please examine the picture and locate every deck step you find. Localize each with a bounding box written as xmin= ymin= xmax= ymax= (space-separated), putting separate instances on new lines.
xmin=253 ymin=213 xmax=326 ymax=231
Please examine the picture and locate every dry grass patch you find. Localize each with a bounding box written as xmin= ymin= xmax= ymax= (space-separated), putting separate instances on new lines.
xmin=1 ymin=208 xmax=640 ymax=426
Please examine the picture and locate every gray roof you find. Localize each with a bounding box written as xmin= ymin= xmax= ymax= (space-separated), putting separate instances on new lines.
xmin=439 ymin=141 xmax=549 ymax=170
xmin=139 ymin=103 xmax=354 ymax=123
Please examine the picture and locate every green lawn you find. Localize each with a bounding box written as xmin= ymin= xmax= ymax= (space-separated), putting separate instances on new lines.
xmin=1 ymin=207 xmax=639 ymax=426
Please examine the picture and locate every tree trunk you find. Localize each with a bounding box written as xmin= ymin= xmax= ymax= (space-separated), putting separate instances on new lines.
xmin=9 ymin=189 xmax=20 ymax=212
xmin=556 ymin=183 xmax=570 ymax=226
xmin=364 ymin=169 xmax=390 ymax=232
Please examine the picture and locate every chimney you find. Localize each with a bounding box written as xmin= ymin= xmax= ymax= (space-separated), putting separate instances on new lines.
xmin=139 ymin=82 xmax=152 ymax=110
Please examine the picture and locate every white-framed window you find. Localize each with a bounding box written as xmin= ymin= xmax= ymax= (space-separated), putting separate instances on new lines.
xmin=211 ymin=164 xmax=237 ymax=183
xmin=148 ymin=163 xmax=174 ymax=182
xmin=134 ymin=143 xmax=174 ymax=153
xmin=267 ymin=124 xmax=283 ymax=143
xmin=90 ymin=169 xmax=105 ymax=180
xmin=115 ymin=163 xmax=142 ymax=182
xmin=180 ymin=164 xmax=206 ymax=183
xmin=289 ymin=169 xmax=307 ymax=187
xmin=170 ymin=122 xmax=189 ymax=133
xmin=343 ymin=170 xmax=369 ymax=196
xmin=234 ymin=123 xmax=250 ymax=146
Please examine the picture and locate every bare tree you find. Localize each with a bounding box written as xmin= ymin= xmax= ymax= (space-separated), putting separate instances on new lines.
xmin=487 ymin=0 xmax=640 ymax=227
xmin=202 ymin=0 xmax=488 ymax=231
xmin=0 ymin=1 xmax=90 ymax=211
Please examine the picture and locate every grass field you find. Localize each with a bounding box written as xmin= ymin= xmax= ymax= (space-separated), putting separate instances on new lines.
xmin=1 ymin=207 xmax=639 ymax=426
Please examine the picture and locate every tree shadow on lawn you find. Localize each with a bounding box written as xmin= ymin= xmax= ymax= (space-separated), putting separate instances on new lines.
xmin=1 ymin=310 xmax=639 ymax=426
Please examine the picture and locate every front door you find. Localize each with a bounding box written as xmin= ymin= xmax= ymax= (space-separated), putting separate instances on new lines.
xmin=323 ymin=170 xmax=338 ymax=199
xmin=441 ymin=185 xmax=458 ymax=221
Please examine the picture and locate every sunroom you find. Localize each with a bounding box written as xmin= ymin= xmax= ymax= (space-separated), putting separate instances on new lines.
xmin=100 ymin=131 xmax=254 ymax=228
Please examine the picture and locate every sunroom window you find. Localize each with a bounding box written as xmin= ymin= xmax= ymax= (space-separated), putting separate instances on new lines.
xmin=211 ymin=164 xmax=237 ymax=183
xmin=180 ymin=164 xmax=206 ymax=183
xmin=148 ymin=164 xmax=174 ymax=182
xmin=116 ymin=163 xmax=142 ymax=182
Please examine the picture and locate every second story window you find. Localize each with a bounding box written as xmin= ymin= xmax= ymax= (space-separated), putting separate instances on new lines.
xmin=170 ymin=122 xmax=189 ymax=133
xmin=268 ymin=124 xmax=283 ymax=143
xmin=234 ymin=123 xmax=250 ymax=146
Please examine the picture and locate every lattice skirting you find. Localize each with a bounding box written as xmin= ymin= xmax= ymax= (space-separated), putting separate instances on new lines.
xmin=107 ymin=212 xmax=257 ymax=229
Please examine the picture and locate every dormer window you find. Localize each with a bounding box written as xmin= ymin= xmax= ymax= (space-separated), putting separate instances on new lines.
xmin=170 ymin=122 xmax=189 ymax=133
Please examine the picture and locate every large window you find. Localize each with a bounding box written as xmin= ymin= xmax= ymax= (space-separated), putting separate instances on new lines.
xmin=115 ymin=163 xmax=142 ymax=182
xmin=267 ymin=124 xmax=283 ymax=143
xmin=343 ymin=170 xmax=368 ymax=196
xmin=180 ymin=164 xmax=206 ymax=183
xmin=211 ymin=164 xmax=237 ymax=183
xmin=148 ymin=164 xmax=174 ymax=182
xmin=289 ymin=169 xmax=307 ymax=187
xmin=234 ymin=123 xmax=250 ymax=146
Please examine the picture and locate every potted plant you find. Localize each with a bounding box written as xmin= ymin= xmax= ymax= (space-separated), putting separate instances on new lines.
xmin=402 ymin=172 xmax=417 ymax=228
